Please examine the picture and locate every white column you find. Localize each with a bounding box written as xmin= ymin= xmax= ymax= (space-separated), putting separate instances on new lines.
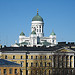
xmin=52 ymin=56 xmax=54 ymax=68
xmin=71 ymin=56 xmax=74 ymax=68
xmin=67 ymin=55 xmax=70 ymax=68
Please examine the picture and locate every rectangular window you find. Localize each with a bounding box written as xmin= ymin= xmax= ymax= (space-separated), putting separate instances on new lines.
xmin=4 ymin=69 xmax=6 ymax=74
xmin=49 ymin=63 xmax=51 ymax=67
xmin=26 ymin=55 xmax=28 ymax=59
xmin=21 ymin=56 xmax=23 ymax=59
xmin=15 ymin=69 xmax=17 ymax=74
xmin=45 ymin=70 xmax=46 ymax=75
xmin=31 ymin=56 xmax=33 ymax=59
xmin=40 ymin=62 xmax=42 ymax=67
xmin=45 ymin=62 xmax=46 ymax=67
xmin=49 ymin=56 xmax=51 ymax=59
xmin=20 ymin=61 xmax=24 ymax=67
xmin=26 ymin=63 xmax=28 ymax=67
xmin=49 ymin=70 xmax=50 ymax=75
xmin=13 ymin=55 xmax=15 ymax=59
xmin=26 ymin=70 xmax=28 ymax=75
xmin=37 ymin=29 xmax=38 ymax=32
xmin=31 ymin=63 xmax=33 ymax=67
xmin=45 ymin=56 xmax=46 ymax=59
xmin=36 ymin=56 xmax=38 ymax=59
xmin=40 ymin=56 xmax=42 ymax=59
xmin=5 ymin=55 xmax=7 ymax=59
xmin=9 ymin=68 xmax=12 ymax=74
xmin=31 ymin=71 xmax=32 ymax=75
xmin=39 ymin=25 xmax=41 ymax=28
xmin=36 ymin=63 xmax=38 ymax=67
xmin=0 ymin=69 xmax=1 ymax=74
xmin=39 ymin=29 xmax=41 ymax=32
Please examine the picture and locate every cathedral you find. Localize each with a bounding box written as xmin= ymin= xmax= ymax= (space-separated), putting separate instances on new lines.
xmin=11 ymin=10 xmax=56 ymax=47
xmin=0 ymin=10 xmax=75 ymax=75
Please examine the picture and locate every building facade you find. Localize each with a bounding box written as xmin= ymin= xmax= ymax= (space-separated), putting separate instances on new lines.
xmin=0 ymin=44 xmax=75 ymax=75
xmin=11 ymin=10 xmax=56 ymax=47
xmin=0 ymin=59 xmax=21 ymax=75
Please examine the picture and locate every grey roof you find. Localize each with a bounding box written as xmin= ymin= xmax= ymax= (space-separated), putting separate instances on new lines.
xmin=0 ymin=42 xmax=75 ymax=52
xmin=0 ymin=59 xmax=21 ymax=67
xmin=20 ymin=42 xmax=28 ymax=45
xmin=42 ymin=41 xmax=51 ymax=46
xmin=0 ymin=45 xmax=68 ymax=51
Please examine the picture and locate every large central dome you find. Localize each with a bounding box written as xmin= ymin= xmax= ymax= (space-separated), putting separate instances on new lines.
xmin=32 ymin=12 xmax=43 ymax=21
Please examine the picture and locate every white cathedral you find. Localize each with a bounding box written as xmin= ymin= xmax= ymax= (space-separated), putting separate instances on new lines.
xmin=11 ymin=10 xmax=56 ymax=47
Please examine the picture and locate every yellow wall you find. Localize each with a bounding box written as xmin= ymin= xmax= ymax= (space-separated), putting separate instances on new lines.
xmin=0 ymin=50 xmax=74 ymax=75
xmin=1 ymin=53 xmax=53 ymax=75
xmin=0 ymin=67 xmax=20 ymax=75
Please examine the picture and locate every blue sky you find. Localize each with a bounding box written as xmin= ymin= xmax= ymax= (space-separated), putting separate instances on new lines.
xmin=0 ymin=0 xmax=75 ymax=46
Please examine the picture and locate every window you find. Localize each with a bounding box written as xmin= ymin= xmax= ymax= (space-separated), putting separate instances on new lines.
xmin=31 ymin=63 xmax=33 ymax=67
xmin=0 ymin=69 xmax=1 ymax=74
xmin=40 ymin=62 xmax=42 ymax=67
xmin=15 ymin=69 xmax=17 ymax=74
xmin=45 ymin=56 xmax=46 ymax=59
xmin=40 ymin=70 xmax=42 ymax=75
xmin=39 ymin=25 xmax=41 ymax=28
xmin=21 ymin=56 xmax=23 ymax=59
xmin=5 ymin=55 xmax=7 ymax=59
xmin=52 ymin=40 xmax=54 ymax=43
xmin=39 ymin=29 xmax=41 ymax=32
xmin=45 ymin=62 xmax=46 ymax=67
xmin=9 ymin=68 xmax=12 ymax=74
xmin=45 ymin=70 xmax=46 ymax=75
xmin=26 ymin=55 xmax=28 ymax=59
xmin=49 ymin=70 xmax=50 ymax=75
xmin=36 ymin=63 xmax=38 ymax=67
xmin=36 ymin=71 xmax=38 ymax=75
xmin=4 ymin=69 xmax=6 ymax=75
xmin=26 ymin=70 xmax=28 ymax=75
xmin=40 ymin=56 xmax=42 ymax=59
xmin=31 ymin=71 xmax=32 ymax=75
xmin=49 ymin=63 xmax=51 ymax=67
xmin=37 ymin=29 xmax=38 ymax=32
xmin=49 ymin=56 xmax=51 ymax=59
xmin=36 ymin=56 xmax=38 ymax=59
xmin=21 ymin=61 xmax=24 ymax=67
xmin=13 ymin=55 xmax=15 ymax=59
xmin=26 ymin=63 xmax=28 ymax=67
xmin=31 ymin=56 xmax=33 ymax=59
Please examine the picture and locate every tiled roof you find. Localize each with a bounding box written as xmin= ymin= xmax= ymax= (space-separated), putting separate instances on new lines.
xmin=0 ymin=59 xmax=21 ymax=67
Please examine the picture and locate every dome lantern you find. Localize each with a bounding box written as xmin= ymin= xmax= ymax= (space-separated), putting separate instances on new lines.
xmin=32 ymin=10 xmax=43 ymax=21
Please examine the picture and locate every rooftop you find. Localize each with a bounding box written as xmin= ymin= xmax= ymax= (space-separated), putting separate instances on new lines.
xmin=0 ymin=59 xmax=21 ymax=67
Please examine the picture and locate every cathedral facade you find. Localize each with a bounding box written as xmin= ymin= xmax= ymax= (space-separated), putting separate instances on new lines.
xmin=11 ymin=10 xmax=56 ymax=47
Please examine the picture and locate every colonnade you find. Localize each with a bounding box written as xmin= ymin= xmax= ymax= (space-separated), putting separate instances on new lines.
xmin=52 ymin=55 xmax=74 ymax=68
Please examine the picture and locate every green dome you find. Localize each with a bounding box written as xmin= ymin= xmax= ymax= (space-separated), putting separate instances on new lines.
xmin=32 ymin=13 xmax=43 ymax=21
xmin=31 ymin=31 xmax=36 ymax=34
xmin=50 ymin=31 xmax=56 ymax=35
xmin=20 ymin=32 xmax=25 ymax=36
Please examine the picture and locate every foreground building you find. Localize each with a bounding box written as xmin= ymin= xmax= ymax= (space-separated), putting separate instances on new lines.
xmin=0 ymin=59 xmax=21 ymax=75
xmin=0 ymin=42 xmax=75 ymax=75
xmin=11 ymin=10 xmax=56 ymax=47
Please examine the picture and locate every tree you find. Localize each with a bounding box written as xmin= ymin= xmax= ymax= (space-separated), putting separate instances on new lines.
xmin=29 ymin=54 xmax=52 ymax=75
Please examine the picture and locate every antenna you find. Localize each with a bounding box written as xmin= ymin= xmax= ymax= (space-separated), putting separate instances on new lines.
xmin=37 ymin=9 xmax=38 ymax=14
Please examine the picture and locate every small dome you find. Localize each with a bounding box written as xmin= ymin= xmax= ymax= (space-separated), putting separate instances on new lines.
xmin=31 ymin=31 xmax=36 ymax=34
xmin=20 ymin=32 xmax=25 ymax=36
xmin=32 ymin=13 xmax=43 ymax=21
xmin=50 ymin=31 xmax=56 ymax=35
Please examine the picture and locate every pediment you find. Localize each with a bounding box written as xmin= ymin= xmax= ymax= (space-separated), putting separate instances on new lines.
xmin=55 ymin=48 xmax=75 ymax=53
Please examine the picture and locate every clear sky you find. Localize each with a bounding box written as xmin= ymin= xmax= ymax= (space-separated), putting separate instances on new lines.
xmin=0 ymin=0 xmax=75 ymax=46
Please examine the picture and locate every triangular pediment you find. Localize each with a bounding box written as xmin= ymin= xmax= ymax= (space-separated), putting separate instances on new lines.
xmin=55 ymin=48 xmax=75 ymax=53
